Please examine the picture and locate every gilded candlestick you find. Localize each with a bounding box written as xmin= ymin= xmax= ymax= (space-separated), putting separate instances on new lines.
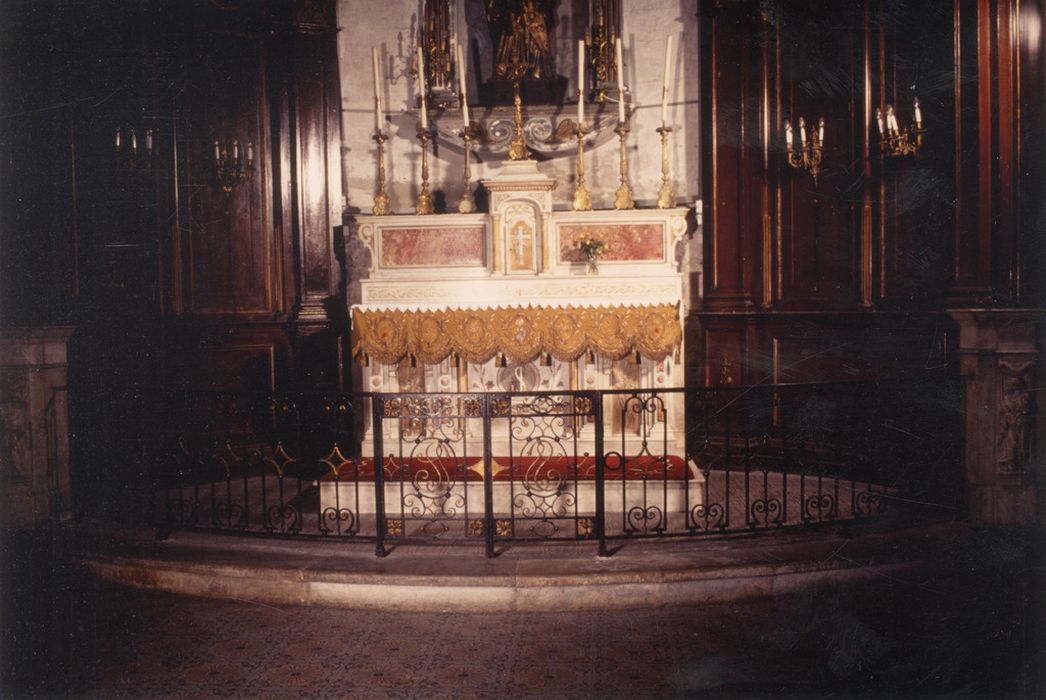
xmin=656 ymin=125 xmax=674 ymax=209
xmin=458 ymin=123 xmax=477 ymax=214
xmin=415 ymin=126 xmax=434 ymax=215
xmin=507 ymin=80 xmax=531 ymax=161
xmin=372 ymin=131 xmax=391 ymax=216
xmin=613 ymin=122 xmax=634 ymax=210
xmin=572 ymin=123 xmax=592 ymax=211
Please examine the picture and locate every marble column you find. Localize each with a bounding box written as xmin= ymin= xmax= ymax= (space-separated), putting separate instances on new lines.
xmin=0 ymin=326 xmax=76 ymax=527
xmin=948 ymin=309 xmax=1042 ymax=526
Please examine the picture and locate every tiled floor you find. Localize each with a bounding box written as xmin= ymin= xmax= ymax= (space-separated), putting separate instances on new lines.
xmin=2 ymin=529 xmax=1042 ymax=698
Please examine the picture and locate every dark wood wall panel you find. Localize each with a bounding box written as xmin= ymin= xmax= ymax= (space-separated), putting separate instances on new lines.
xmin=182 ymin=32 xmax=276 ymax=316
xmin=696 ymin=0 xmax=1039 ymax=387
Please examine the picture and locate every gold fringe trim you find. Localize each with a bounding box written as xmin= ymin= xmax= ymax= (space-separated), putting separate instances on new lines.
xmin=352 ymin=304 xmax=681 ymax=366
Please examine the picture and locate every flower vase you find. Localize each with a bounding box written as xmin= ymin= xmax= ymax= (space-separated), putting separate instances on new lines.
xmin=586 ymin=258 xmax=599 ymax=274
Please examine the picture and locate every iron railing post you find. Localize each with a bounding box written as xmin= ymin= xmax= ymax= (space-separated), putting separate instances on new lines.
xmin=594 ymin=391 xmax=608 ymax=557
xmin=483 ymin=394 xmax=496 ymax=558
xmin=371 ymin=396 xmax=388 ymax=557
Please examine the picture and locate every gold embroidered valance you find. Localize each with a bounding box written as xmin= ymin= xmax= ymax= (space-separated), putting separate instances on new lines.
xmin=352 ymin=304 xmax=681 ymax=366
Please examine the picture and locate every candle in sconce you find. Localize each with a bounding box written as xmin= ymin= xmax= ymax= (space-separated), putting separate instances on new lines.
xmin=372 ymin=47 xmax=383 ymax=133
xmin=214 ymin=140 xmax=220 ymax=162
xmin=615 ymin=37 xmax=626 ymax=124
xmin=577 ymin=39 xmax=585 ymax=126
xmin=246 ymin=142 xmax=253 ymax=165
xmin=130 ymin=129 xmax=137 ymax=154
xmin=886 ymin=105 xmax=898 ymax=134
xmin=818 ymin=117 xmax=825 ymax=145
xmin=784 ymin=119 xmax=793 ymax=149
xmin=115 ymin=129 xmax=121 ymax=150
xmin=799 ymin=117 xmax=806 ymax=147
xmin=875 ymin=108 xmax=884 ymax=136
xmin=914 ymin=97 xmax=922 ymax=128
xmin=145 ymin=129 xmax=152 ymax=153
xmin=233 ymin=140 xmax=240 ymax=162
xmin=660 ymin=34 xmax=673 ymax=126
xmin=456 ymin=42 xmax=470 ymax=125
xmin=416 ymin=45 xmax=428 ymax=129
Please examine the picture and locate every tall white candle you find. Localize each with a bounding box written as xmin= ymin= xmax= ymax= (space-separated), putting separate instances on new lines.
xmin=577 ymin=39 xmax=585 ymax=125
xmin=875 ymin=108 xmax=883 ymax=135
xmin=417 ymin=45 xmax=428 ymax=129
xmin=661 ymin=34 xmax=673 ymax=125
xmin=372 ymin=47 xmax=383 ymax=133
xmin=615 ymin=37 xmax=626 ymax=123
xmin=130 ymin=129 xmax=137 ymax=153
xmin=913 ymin=97 xmax=922 ymax=127
xmin=799 ymin=117 xmax=806 ymax=147
xmin=456 ymin=42 xmax=470 ymax=125
xmin=115 ymin=129 xmax=121 ymax=149
xmin=886 ymin=105 xmax=898 ymax=133
xmin=818 ymin=117 xmax=825 ymax=145
xmin=784 ymin=119 xmax=792 ymax=148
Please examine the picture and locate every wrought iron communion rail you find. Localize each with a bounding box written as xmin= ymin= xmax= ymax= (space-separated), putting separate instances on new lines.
xmin=107 ymin=381 xmax=960 ymax=557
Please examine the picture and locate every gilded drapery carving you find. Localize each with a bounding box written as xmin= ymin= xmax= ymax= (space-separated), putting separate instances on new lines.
xmin=352 ymin=304 xmax=681 ymax=366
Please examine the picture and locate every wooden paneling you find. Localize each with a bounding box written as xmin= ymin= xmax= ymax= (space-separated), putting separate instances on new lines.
xmin=696 ymin=0 xmax=1038 ymax=386
xmin=180 ymin=31 xmax=277 ymax=317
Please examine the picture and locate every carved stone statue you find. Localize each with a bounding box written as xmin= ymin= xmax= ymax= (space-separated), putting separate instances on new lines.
xmin=998 ymin=375 xmax=1032 ymax=473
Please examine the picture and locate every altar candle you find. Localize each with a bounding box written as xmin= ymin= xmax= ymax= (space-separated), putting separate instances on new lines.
xmin=372 ymin=47 xmax=383 ymax=133
xmin=661 ymin=34 xmax=673 ymax=126
xmin=913 ymin=97 xmax=922 ymax=128
xmin=875 ymin=108 xmax=883 ymax=135
xmin=416 ymin=45 xmax=428 ymax=129
xmin=799 ymin=117 xmax=806 ymax=147
xmin=818 ymin=117 xmax=825 ymax=145
xmin=456 ymin=42 xmax=470 ymax=125
xmin=615 ymin=37 xmax=626 ymax=123
xmin=577 ymin=39 xmax=585 ymax=125
xmin=784 ymin=119 xmax=792 ymax=149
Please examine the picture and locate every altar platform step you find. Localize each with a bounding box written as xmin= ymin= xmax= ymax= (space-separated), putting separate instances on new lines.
xmin=69 ymin=514 xmax=961 ymax=612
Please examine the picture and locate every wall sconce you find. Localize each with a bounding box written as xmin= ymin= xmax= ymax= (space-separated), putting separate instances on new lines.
xmin=115 ymin=127 xmax=153 ymax=170
xmin=214 ymin=138 xmax=254 ymax=192
xmin=875 ymin=98 xmax=923 ymax=158
xmin=783 ymin=116 xmax=825 ymax=184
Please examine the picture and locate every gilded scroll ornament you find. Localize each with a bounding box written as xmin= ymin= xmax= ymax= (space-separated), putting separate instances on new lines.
xmin=352 ymin=303 xmax=681 ymax=367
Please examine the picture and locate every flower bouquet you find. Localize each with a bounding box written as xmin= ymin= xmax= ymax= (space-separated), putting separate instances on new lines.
xmin=578 ymin=236 xmax=606 ymax=273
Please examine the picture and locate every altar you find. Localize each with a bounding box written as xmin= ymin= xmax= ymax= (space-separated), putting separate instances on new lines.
xmin=350 ymin=159 xmax=690 ymax=455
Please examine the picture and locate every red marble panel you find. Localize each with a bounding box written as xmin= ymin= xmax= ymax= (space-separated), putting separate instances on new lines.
xmin=558 ymin=223 xmax=664 ymax=263
xmin=380 ymin=226 xmax=486 ymax=267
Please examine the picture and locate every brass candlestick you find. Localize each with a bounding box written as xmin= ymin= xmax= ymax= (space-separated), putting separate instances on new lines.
xmin=613 ymin=122 xmax=634 ymax=210
xmin=507 ymin=80 xmax=531 ymax=161
xmin=572 ymin=123 xmax=592 ymax=211
xmin=415 ymin=126 xmax=434 ymax=215
xmin=656 ymin=125 xmax=674 ymax=209
xmin=877 ymin=105 xmax=923 ymax=159
xmin=784 ymin=117 xmax=824 ymax=184
xmin=372 ymin=131 xmax=391 ymax=216
xmin=458 ymin=123 xmax=477 ymax=214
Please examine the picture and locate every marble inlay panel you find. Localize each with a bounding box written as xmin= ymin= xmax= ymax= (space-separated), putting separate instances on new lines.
xmin=558 ymin=223 xmax=664 ymax=263
xmin=380 ymin=226 xmax=485 ymax=267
